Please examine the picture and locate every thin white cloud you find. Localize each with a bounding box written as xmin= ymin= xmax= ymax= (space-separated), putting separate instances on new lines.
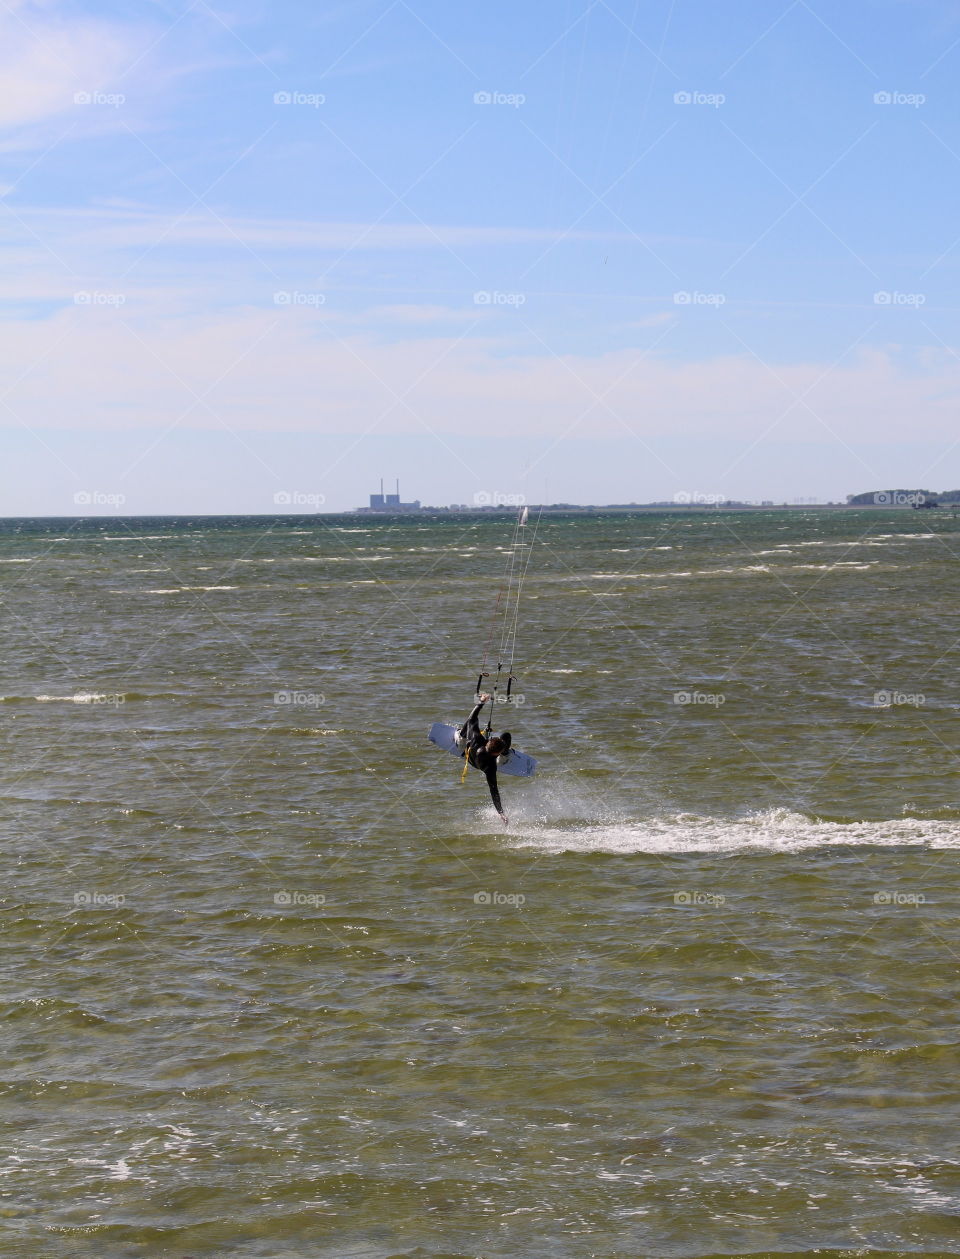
xmin=362 ymin=304 xmax=468 ymax=323
xmin=0 ymin=5 xmax=135 ymax=133
xmin=0 ymin=305 xmax=957 ymax=452
xmin=0 ymin=202 xmax=697 ymax=251
xmin=0 ymin=1 xmax=224 ymax=151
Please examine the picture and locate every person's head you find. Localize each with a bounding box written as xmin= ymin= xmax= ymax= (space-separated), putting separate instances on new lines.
xmin=486 ymin=736 xmax=506 ymax=756
xmin=499 ymin=731 xmax=512 ymax=750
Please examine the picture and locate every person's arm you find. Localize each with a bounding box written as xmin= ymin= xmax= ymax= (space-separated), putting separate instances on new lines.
xmin=483 ymin=764 xmax=507 ymax=823
xmin=464 ymin=694 xmax=490 ymax=741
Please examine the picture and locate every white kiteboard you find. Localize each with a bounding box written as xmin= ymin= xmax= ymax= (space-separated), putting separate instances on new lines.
xmin=428 ymin=722 xmax=537 ymax=778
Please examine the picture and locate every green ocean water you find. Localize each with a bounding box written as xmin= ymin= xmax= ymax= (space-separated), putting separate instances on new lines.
xmin=2 ymin=508 xmax=960 ymax=1258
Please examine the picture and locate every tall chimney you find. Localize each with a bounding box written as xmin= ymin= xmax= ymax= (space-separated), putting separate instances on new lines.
xmin=380 ymin=478 xmax=384 ymax=498
xmin=396 ymin=478 xmax=400 ymax=498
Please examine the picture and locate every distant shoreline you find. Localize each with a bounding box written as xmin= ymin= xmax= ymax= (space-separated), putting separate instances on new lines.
xmin=3 ymin=503 xmax=957 ymax=523
xmin=353 ymin=502 xmax=953 ymax=515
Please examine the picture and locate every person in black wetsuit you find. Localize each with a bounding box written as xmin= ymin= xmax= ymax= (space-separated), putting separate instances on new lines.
xmin=457 ymin=693 xmax=513 ymax=823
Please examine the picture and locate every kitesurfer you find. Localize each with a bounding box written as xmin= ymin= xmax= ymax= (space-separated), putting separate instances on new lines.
xmin=456 ymin=693 xmax=512 ymax=823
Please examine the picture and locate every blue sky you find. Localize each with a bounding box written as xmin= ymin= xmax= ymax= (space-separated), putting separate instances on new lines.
xmin=2 ymin=0 xmax=959 ymax=512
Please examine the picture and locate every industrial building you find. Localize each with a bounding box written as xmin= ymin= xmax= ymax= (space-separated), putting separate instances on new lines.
xmin=361 ymin=479 xmax=421 ymax=513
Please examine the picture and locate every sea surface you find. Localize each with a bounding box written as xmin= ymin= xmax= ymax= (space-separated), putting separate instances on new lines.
xmin=2 ymin=508 xmax=960 ymax=1258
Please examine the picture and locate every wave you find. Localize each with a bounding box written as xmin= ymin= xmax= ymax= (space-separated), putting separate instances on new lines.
xmin=497 ymin=807 xmax=960 ymax=853
xmin=1 ymin=692 xmax=175 ymax=704
xmin=581 ymin=560 xmax=883 ymax=581
xmin=872 ymin=532 xmax=937 ymax=540
xmin=34 ymin=693 xmax=122 ymax=704
xmin=785 ymin=561 xmax=880 ymax=571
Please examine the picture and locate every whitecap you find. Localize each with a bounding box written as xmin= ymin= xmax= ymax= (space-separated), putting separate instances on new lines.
xmin=36 ymin=693 xmax=111 ymax=703
xmin=503 ymin=807 xmax=960 ymax=854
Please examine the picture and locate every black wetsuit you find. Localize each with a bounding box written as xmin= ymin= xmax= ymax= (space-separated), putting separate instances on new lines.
xmin=459 ymin=699 xmax=507 ymax=819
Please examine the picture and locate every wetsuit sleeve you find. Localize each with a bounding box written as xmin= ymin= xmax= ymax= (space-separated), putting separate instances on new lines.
xmin=460 ymin=700 xmax=486 ymax=742
xmin=484 ymin=765 xmax=505 ymax=819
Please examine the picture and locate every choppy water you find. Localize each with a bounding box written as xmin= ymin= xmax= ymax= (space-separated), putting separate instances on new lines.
xmin=2 ymin=508 xmax=960 ymax=1257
